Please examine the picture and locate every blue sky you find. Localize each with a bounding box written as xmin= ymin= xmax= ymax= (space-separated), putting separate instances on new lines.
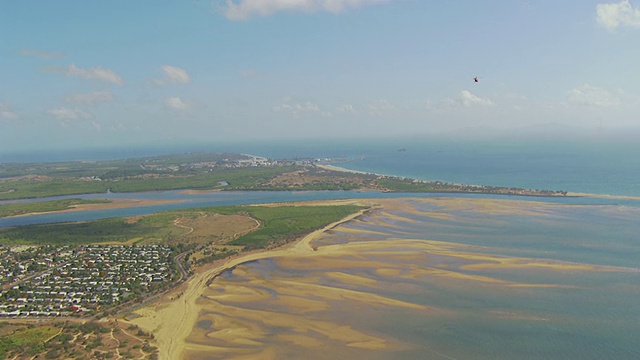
xmin=1 ymin=0 xmax=640 ymax=152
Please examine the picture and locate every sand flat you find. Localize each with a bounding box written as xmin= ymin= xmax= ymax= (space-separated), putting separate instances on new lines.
xmin=129 ymin=196 xmax=638 ymax=359
xmin=130 ymin=201 xmax=375 ymax=360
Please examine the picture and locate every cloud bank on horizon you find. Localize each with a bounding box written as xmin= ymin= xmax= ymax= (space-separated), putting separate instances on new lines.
xmin=1 ymin=0 xmax=640 ymax=151
xmin=218 ymin=0 xmax=391 ymax=20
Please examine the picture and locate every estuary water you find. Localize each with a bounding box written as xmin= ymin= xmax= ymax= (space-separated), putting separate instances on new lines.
xmin=3 ymin=139 xmax=640 ymax=358
xmin=2 ymin=189 xmax=640 ymax=228
xmin=2 ymin=138 xmax=640 ymax=227
xmin=187 ymin=197 xmax=640 ymax=360
xmin=168 ymin=138 xmax=639 ymax=359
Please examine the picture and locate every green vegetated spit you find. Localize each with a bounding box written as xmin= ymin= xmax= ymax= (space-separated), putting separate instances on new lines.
xmin=203 ymin=205 xmax=365 ymax=250
xmin=0 ymin=205 xmax=365 ymax=248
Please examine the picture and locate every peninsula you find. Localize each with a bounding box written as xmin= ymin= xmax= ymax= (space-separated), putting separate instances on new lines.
xmin=0 ymin=152 xmax=570 ymax=359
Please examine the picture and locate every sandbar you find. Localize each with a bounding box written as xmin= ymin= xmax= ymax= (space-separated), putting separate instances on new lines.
xmin=128 ymin=196 xmax=638 ymax=359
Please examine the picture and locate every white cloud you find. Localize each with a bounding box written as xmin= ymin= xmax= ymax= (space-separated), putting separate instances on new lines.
xmin=47 ymin=107 xmax=93 ymax=121
xmin=219 ymin=0 xmax=390 ymax=20
xmin=44 ymin=64 xmax=124 ymax=85
xmin=64 ymin=91 xmax=115 ymax=104
xmin=567 ymin=84 xmax=621 ymax=107
xmin=336 ymin=104 xmax=357 ymax=114
xmin=20 ymin=49 xmax=65 ymax=59
xmin=460 ymin=91 xmax=495 ymax=107
xmin=165 ymin=97 xmax=190 ymax=110
xmin=0 ymin=103 xmax=19 ymax=120
xmin=440 ymin=90 xmax=496 ymax=112
xmin=597 ymin=0 xmax=640 ymax=30
xmin=368 ymin=99 xmax=395 ymax=116
xmin=273 ymin=98 xmax=321 ymax=117
xmin=441 ymin=91 xmax=494 ymax=110
xmin=155 ymin=65 xmax=191 ymax=86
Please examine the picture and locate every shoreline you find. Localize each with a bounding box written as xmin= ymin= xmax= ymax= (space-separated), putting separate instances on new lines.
xmin=565 ymin=192 xmax=640 ymax=201
xmin=3 ymin=171 xmax=640 ymax=223
xmin=129 ymin=200 xmax=372 ymax=360
xmin=4 ymin=188 xmax=640 ymax=223
xmin=320 ymin=164 xmax=640 ymax=201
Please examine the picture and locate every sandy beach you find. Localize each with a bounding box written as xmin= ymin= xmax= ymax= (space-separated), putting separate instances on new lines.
xmin=130 ymin=200 xmax=372 ymax=360
xmin=316 ymin=164 xmax=375 ymax=175
xmin=322 ymin=164 xmax=640 ymax=201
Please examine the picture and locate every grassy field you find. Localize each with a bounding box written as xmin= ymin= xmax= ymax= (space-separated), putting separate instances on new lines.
xmin=0 ymin=324 xmax=58 ymax=359
xmin=200 ymin=204 xmax=365 ymax=250
xmin=0 ymin=152 xmax=246 ymax=179
xmin=0 ymin=152 xmax=303 ymax=200
xmin=0 ymin=166 xmax=301 ymax=200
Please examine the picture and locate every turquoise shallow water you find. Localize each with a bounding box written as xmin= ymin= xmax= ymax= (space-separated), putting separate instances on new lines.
xmin=329 ymin=139 xmax=640 ymax=197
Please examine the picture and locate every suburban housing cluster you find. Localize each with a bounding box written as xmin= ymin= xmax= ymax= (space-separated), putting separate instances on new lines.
xmin=0 ymin=245 xmax=174 ymax=317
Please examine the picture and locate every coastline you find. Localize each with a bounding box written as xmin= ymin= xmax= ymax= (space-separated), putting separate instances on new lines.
xmin=320 ymin=164 xmax=570 ymax=197
xmin=316 ymin=164 xmax=374 ymax=176
xmin=4 ymin=185 xmax=640 ymax=224
xmin=141 ymin=196 xmax=640 ymax=359
xmin=129 ymin=200 xmax=373 ymax=360
xmin=321 ymin=164 xmax=640 ymax=201
xmin=4 ymin=194 xmax=638 ymax=358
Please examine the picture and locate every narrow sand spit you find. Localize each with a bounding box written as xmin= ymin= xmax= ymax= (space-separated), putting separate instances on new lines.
xmin=130 ymin=203 xmax=373 ymax=360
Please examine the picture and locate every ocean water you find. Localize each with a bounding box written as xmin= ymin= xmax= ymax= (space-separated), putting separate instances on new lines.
xmin=289 ymin=138 xmax=640 ymax=197
xmin=3 ymin=138 xmax=640 ymax=196
xmin=170 ymin=138 xmax=640 ymax=197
